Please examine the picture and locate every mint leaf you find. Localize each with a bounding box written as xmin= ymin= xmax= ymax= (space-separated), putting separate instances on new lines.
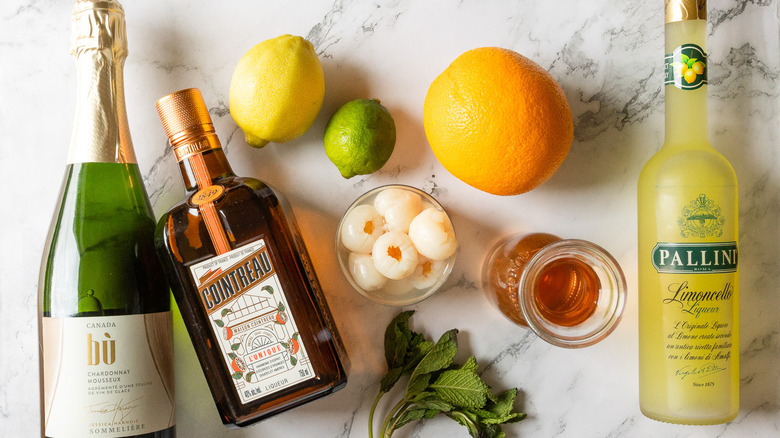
xmin=394 ymin=408 xmax=427 ymax=429
xmin=373 ymin=313 xmax=526 ymax=438
xmin=407 ymin=394 xmax=453 ymax=412
xmin=418 ymin=399 xmax=452 ymax=412
xmin=480 ymin=412 xmax=527 ymax=425
xmin=406 ymin=373 xmax=432 ymax=397
xmin=403 ymin=335 xmax=434 ymax=374
xmin=430 ymin=369 xmax=490 ymax=409
xmin=486 ymin=388 xmax=518 ymax=418
xmin=380 ymin=311 xmax=434 ymax=393
xmin=406 ymin=329 xmax=458 ymax=398
xmin=384 ymin=311 xmax=414 ymax=369
xmin=380 ymin=367 xmax=404 ymax=393
xmin=448 ymin=410 xmax=481 ymax=436
xmin=460 ymin=356 xmax=478 ymax=373
xmin=413 ymin=329 xmax=458 ymax=375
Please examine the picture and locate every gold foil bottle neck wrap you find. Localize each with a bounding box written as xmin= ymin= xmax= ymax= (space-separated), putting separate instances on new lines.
xmin=68 ymin=0 xmax=136 ymax=165
xmin=665 ymin=0 xmax=706 ymax=23
xmin=156 ymin=88 xmax=222 ymax=162
xmin=71 ymin=0 xmax=127 ymax=58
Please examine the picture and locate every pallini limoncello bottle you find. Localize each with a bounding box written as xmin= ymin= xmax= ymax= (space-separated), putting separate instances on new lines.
xmin=38 ymin=1 xmax=175 ymax=437
xmin=154 ymin=88 xmax=347 ymax=427
xmin=638 ymin=0 xmax=739 ymax=424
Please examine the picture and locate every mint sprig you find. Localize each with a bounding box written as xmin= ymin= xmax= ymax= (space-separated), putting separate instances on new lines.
xmin=369 ymin=311 xmax=526 ymax=438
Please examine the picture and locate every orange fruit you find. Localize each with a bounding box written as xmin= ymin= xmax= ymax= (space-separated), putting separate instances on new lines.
xmin=423 ymin=47 xmax=573 ymax=196
xmin=289 ymin=338 xmax=300 ymax=355
xmin=231 ymin=357 xmax=246 ymax=373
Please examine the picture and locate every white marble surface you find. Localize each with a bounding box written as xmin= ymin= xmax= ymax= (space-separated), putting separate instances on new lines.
xmin=2 ymin=0 xmax=779 ymax=437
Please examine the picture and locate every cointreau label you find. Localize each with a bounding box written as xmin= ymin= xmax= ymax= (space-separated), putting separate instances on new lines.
xmin=189 ymin=239 xmax=315 ymax=404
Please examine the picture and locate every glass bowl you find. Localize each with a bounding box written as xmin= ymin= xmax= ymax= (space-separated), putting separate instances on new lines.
xmin=335 ymin=184 xmax=457 ymax=306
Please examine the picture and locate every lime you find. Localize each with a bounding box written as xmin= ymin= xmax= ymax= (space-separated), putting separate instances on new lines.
xmin=324 ymin=99 xmax=396 ymax=179
xmin=229 ymin=35 xmax=324 ymax=148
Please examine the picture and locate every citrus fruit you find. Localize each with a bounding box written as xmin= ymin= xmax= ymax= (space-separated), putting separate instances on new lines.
xmin=229 ymin=34 xmax=324 ymax=148
xmin=231 ymin=357 xmax=246 ymax=373
xmin=683 ymin=68 xmax=697 ymax=84
xmin=324 ymin=98 xmax=396 ymax=179
xmin=423 ymin=47 xmax=573 ymax=196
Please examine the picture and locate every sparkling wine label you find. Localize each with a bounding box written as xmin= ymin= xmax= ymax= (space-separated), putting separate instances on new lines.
xmin=189 ymin=239 xmax=315 ymax=404
xmin=42 ymin=312 xmax=175 ymax=437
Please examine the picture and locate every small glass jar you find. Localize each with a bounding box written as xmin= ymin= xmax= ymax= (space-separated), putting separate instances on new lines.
xmin=336 ymin=184 xmax=457 ymax=306
xmin=482 ymin=233 xmax=626 ymax=348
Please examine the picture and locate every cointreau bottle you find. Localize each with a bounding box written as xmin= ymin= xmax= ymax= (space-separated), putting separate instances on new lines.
xmin=154 ymin=88 xmax=347 ymax=427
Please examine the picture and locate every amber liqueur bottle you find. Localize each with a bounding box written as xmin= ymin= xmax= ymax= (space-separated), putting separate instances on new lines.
xmin=154 ymin=88 xmax=347 ymax=427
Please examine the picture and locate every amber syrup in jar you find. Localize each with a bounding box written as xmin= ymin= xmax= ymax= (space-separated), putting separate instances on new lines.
xmin=483 ymin=232 xmax=626 ymax=348
xmin=533 ymin=256 xmax=600 ymax=327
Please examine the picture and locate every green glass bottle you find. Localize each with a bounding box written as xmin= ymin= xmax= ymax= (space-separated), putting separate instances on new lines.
xmin=38 ymin=1 xmax=176 ymax=437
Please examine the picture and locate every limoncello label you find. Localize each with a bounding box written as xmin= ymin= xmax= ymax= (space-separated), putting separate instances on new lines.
xmin=42 ymin=313 xmax=175 ymax=437
xmin=189 ymin=239 xmax=315 ymax=404
xmin=651 ymin=190 xmax=738 ymax=388
xmin=664 ymin=43 xmax=708 ymax=90
xmin=652 ymin=242 xmax=738 ymax=273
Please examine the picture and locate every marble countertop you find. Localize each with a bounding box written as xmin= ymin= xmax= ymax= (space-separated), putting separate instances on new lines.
xmin=2 ymin=1 xmax=779 ymax=437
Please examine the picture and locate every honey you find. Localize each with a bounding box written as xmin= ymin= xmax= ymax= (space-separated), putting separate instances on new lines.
xmin=482 ymin=232 xmax=626 ymax=348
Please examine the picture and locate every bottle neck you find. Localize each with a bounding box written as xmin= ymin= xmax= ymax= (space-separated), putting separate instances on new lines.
xmin=174 ymin=137 xmax=235 ymax=191
xmin=663 ymin=19 xmax=710 ymax=148
xmin=68 ymin=4 xmax=135 ymax=165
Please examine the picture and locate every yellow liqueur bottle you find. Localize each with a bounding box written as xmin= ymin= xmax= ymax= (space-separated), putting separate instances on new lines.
xmin=638 ymin=0 xmax=739 ymax=424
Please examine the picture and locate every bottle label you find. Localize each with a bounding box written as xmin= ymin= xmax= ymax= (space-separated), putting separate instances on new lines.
xmin=652 ymin=242 xmax=738 ymax=273
xmin=188 ymin=239 xmax=315 ymax=404
xmin=664 ymin=43 xmax=708 ymax=90
xmin=650 ymin=190 xmax=738 ymax=390
xmin=42 ymin=312 xmax=175 ymax=437
xmin=191 ymin=184 xmax=225 ymax=206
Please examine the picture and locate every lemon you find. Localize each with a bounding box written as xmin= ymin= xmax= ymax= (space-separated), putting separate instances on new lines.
xmin=229 ymin=35 xmax=324 ymax=148
xmin=324 ymin=99 xmax=396 ymax=179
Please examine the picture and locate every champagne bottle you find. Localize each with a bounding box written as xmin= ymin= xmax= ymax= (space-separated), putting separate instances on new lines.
xmin=38 ymin=1 xmax=176 ymax=437
xmin=154 ymin=88 xmax=347 ymax=427
xmin=637 ymin=0 xmax=739 ymax=424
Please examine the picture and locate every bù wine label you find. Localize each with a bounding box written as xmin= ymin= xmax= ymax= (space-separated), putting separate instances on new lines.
xmin=42 ymin=313 xmax=175 ymax=437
